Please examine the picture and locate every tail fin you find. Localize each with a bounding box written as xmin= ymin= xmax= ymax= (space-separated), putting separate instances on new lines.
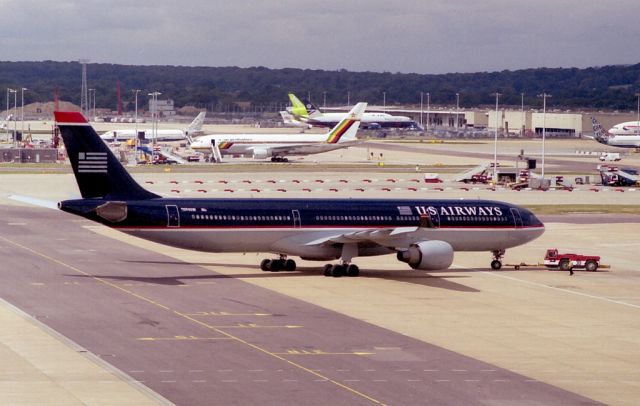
xmin=591 ymin=117 xmax=612 ymax=145
xmin=324 ymin=102 xmax=366 ymax=144
xmin=54 ymin=111 xmax=159 ymax=200
xmin=1 ymin=113 xmax=12 ymax=129
xmin=186 ymin=111 xmax=206 ymax=133
xmin=288 ymin=93 xmax=309 ymax=118
xmin=300 ymin=98 xmax=322 ymax=118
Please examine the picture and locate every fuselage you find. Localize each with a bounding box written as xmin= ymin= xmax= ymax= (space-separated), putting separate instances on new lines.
xmin=306 ymin=112 xmax=418 ymax=129
xmin=190 ymin=133 xmax=355 ymax=156
xmin=100 ymin=129 xmax=188 ymax=142
xmin=601 ymin=134 xmax=640 ymax=148
xmin=59 ymin=197 xmax=544 ymax=259
xmin=609 ymin=121 xmax=640 ymax=136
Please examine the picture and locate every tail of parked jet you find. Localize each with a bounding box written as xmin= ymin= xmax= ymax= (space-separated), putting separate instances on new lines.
xmin=323 ymin=102 xmax=366 ymax=143
xmin=54 ymin=111 xmax=159 ymax=200
xmin=590 ymin=117 xmax=612 ymax=145
xmin=1 ymin=114 xmax=12 ymax=129
xmin=186 ymin=111 xmax=206 ymax=134
xmin=288 ymin=93 xmax=310 ymax=118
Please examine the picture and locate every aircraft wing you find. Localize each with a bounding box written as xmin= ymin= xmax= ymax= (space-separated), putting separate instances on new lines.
xmin=304 ymin=226 xmax=423 ymax=248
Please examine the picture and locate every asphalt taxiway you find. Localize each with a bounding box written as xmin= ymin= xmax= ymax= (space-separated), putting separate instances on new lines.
xmin=1 ymin=137 xmax=639 ymax=405
xmin=0 ymin=205 xmax=603 ymax=405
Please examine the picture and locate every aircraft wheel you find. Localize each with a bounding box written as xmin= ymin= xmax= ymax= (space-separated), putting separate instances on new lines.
xmin=585 ymin=260 xmax=598 ymax=272
xmin=282 ymin=157 xmax=289 ymax=163
xmin=270 ymin=157 xmax=276 ymax=162
xmin=323 ymin=264 xmax=333 ymax=277
xmin=285 ymin=259 xmax=297 ymax=272
xmin=490 ymin=260 xmax=502 ymax=270
xmin=271 ymin=259 xmax=284 ymax=272
xmin=260 ymin=259 xmax=271 ymax=272
xmin=331 ymin=264 xmax=345 ymax=278
xmin=347 ymin=264 xmax=360 ymax=277
xmin=346 ymin=264 xmax=359 ymax=277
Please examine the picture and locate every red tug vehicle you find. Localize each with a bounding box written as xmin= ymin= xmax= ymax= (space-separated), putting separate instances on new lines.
xmin=543 ymin=249 xmax=600 ymax=272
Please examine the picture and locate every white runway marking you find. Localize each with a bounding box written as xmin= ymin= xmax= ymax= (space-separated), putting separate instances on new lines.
xmin=478 ymin=270 xmax=640 ymax=309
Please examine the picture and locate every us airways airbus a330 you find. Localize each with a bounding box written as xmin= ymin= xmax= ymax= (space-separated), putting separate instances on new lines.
xmin=53 ymin=111 xmax=544 ymax=276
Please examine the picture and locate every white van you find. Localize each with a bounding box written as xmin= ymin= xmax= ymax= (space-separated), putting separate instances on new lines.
xmin=599 ymin=152 xmax=621 ymax=162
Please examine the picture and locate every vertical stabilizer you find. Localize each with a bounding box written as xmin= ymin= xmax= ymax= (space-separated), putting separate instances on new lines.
xmin=324 ymin=102 xmax=366 ymax=143
xmin=591 ymin=117 xmax=612 ymax=145
xmin=187 ymin=111 xmax=206 ymax=132
xmin=288 ymin=93 xmax=309 ymax=118
xmin=54 ymin=111 xmax=159 ymax=200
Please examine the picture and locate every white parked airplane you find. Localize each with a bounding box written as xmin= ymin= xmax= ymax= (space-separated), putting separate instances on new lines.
xmin=287 ymin=93 xmax=421 ymax=130
xmin=591 ymin=117 xmax=640 ymax=148
xmin=191 ymin=103 xmax=366 ymax=162
xmin=100 ymin=111 xmax=206 ymax=142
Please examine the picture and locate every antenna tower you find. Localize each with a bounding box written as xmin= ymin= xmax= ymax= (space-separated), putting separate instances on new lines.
xmin=79 ymin=59 xmax=89 ymax=116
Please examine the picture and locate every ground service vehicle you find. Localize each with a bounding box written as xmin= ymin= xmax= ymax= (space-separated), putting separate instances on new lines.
xmin=544 ymin=249 xmax=600 ymax=272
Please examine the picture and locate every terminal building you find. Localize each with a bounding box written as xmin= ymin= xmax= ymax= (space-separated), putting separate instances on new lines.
xmin=365 ymin=105 xmax=638 ymax=138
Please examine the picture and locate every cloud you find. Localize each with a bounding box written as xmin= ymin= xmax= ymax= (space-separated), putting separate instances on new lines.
xmin=0 ymin=0 xmax=638 ymax=73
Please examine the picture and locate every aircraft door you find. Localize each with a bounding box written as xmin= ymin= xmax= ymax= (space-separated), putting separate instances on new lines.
xmin=292 ymin=210 xmax=301 ymax=228
xmin=417 ymin=208 xmax=440 ymax=228
xmin=166 ymin=205 xmax=180 ymax=227
xmin=510 ymin=208 xmax=523 ymax=228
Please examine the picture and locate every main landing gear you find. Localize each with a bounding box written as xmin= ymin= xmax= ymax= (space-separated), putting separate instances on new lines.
xmin=323 ymin=243 xmax=360 ymax=277
xmin=323 ymin=262 xmax=359 ymax=277
xmin=490 ymin=249 xmax=505 ymax=270
xmin=260 ymin=255 xmax=296 ymax=272
xmin=270 ymin=156 xmax=289 ymax=162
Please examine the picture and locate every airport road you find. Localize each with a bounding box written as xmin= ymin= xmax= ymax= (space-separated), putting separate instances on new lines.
xmin=0 ymin=205 xmax=599 ymax=406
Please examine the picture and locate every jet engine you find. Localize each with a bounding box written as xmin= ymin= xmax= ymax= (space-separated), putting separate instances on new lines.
xmin=397 ymin=240 xmax=454 ymax=270
xmin=252 ymin=148 xmax=270 ymax=160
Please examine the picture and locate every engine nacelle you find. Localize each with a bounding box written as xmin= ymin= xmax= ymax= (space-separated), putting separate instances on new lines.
xmin=252 ymin=148 xmax=270 ymax=160
xmin=397 ymin=240 xmax=454 ymax=270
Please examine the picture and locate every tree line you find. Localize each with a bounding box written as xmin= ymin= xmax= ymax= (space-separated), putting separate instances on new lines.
xmin=1 ymin=60 xmax=639 ymax=112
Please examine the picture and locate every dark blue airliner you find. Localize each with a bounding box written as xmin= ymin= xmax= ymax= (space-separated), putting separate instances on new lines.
xmin=54 ymin=112 xmax=544 ymax=277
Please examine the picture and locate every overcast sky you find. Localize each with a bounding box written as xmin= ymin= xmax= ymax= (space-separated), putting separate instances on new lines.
xmin=1 ymin=0 xmax=639 ymax=74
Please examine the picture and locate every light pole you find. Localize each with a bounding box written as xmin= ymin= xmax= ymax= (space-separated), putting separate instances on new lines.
xmin=455 ymin=93 xmax=460 ymax=129
xmin=493 ymin=92 xmax=501 ymax=183
xmin=636 ymin=92 xmax=640 ymax=136
xmin=133 ymin=89 xmax=141 ymax=162
xmin=148 ymin=92 xmax=161 ymax=161
xmin=5 ymin=88 xmax=11 ymax=140
xmin=420 ymin=92 xmax=424 ymax=128
xmin=537 ymin=93 xmax=551 ymax=179
xmin=426 ymin=92 xmax=430 ymax=134
xmin=10 ymin=89 xmax=17 ymax=145
xmin=323 ymin=91 xmax=326 ymax=108
xmin=347 ymin=91 xmax=350 ymax=106
xmin=88 ymin=89 xmax=94 ymax=121
xmin=383 ymin=91 xmax=386 ymax=112
xmin=21 ymin=88 xmax=27 ymax=138
xmin=521 ymin=92 xmax=525 ymax=137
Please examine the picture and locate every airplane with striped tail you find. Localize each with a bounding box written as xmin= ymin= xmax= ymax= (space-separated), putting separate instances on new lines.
xmin=190 ymin=102 xmax=366 ymax=162
xmin=47 ymin=110 xmax=544 ymax=277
